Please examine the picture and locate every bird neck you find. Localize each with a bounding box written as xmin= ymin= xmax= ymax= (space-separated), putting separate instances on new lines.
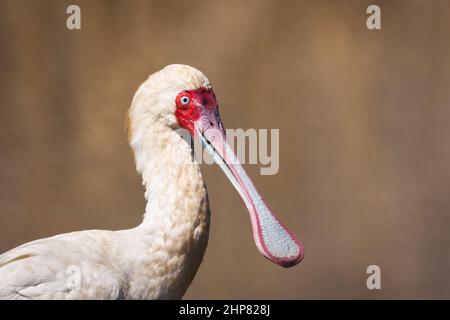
xmin=123 ymin=122 xmax=210 ymax=299
xmin=130 ymin=122 xmax=210 ymax=236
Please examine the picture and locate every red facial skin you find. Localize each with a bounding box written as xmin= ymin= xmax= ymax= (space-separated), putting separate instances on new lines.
xmin=175 ymin=87 xmax=218 ymax=135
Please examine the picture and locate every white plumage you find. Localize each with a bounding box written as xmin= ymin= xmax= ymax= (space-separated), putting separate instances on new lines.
xmin=0 ymin=64 xmax=303 ymax=300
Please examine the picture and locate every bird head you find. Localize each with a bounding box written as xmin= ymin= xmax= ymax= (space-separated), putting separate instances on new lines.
xmin=128 ymin=64 xmax=216 ymax=134
xmin=128 ymin=64 xmax=304 ymax=268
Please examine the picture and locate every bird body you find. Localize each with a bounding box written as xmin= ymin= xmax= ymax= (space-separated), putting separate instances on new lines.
xmin=0 ymin=65 xmax=303 ymax=300
xmin=0 ymin=117 xmax=209 ymax=299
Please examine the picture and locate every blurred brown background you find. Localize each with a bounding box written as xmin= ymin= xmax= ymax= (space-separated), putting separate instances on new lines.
xmin=0 ymin=0 xmax=449 ymax=299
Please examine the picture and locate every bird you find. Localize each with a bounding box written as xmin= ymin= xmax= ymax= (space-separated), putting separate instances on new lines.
xmin=0 ymin=64 xmax=304 ymax=299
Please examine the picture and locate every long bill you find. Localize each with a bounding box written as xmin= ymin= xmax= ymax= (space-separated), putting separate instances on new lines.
xmin=194 ymin=112 xmax=304 ymax=268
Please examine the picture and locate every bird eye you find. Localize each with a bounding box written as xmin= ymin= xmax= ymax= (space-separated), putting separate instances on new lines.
xmin=180 ymin=96 xmax=190 ymax=106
